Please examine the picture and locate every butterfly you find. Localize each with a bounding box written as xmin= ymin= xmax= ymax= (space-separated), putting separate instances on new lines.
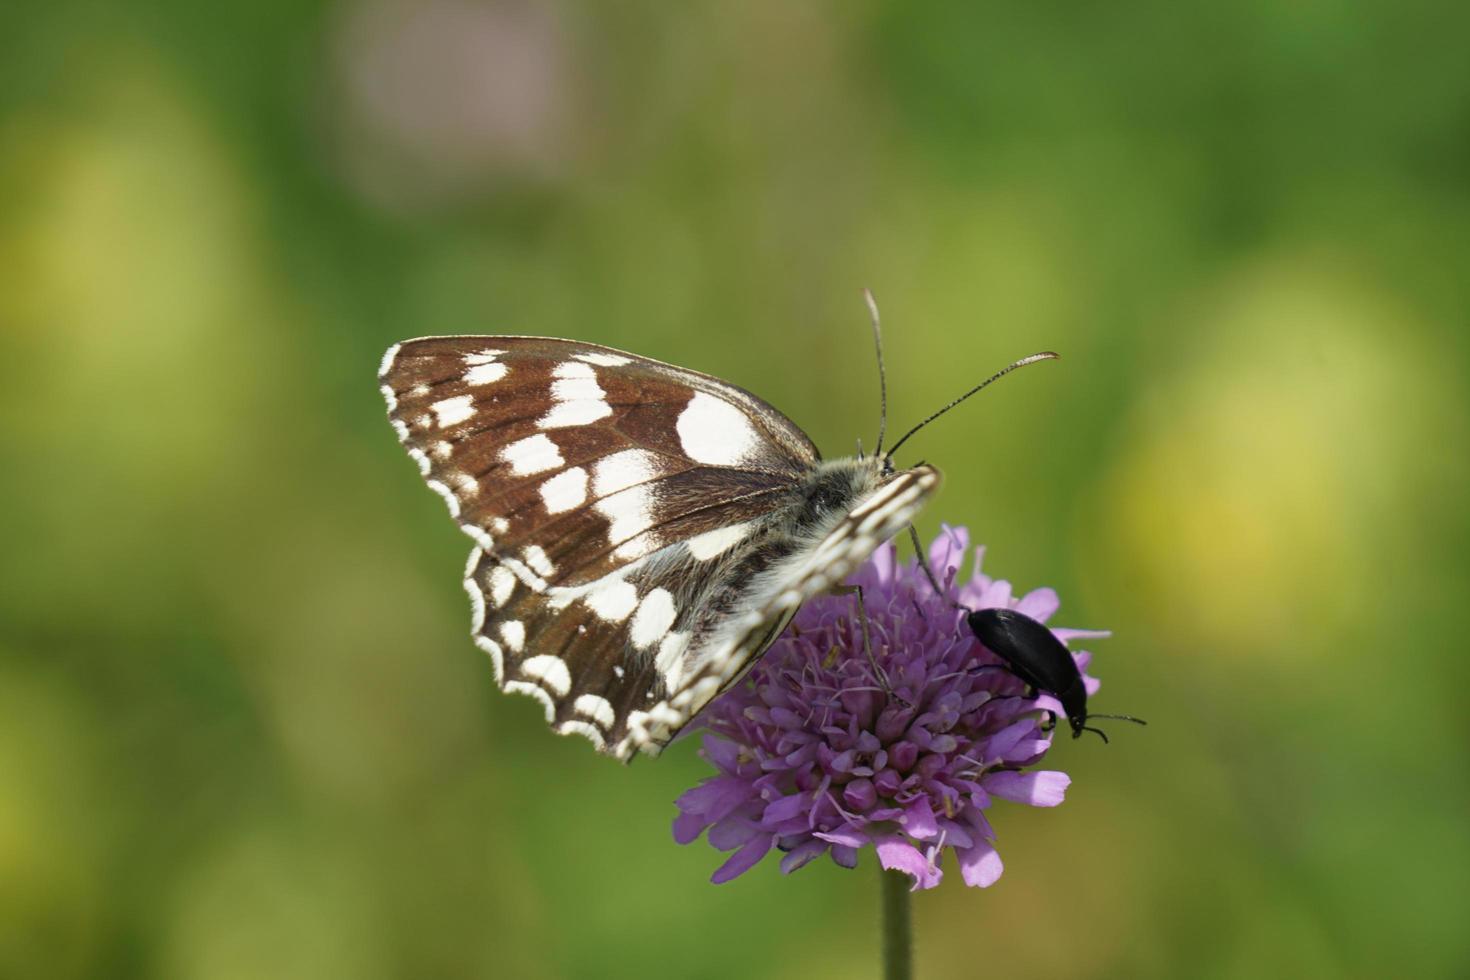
xmin=379 ymin=305 xmax=1053 ymax=761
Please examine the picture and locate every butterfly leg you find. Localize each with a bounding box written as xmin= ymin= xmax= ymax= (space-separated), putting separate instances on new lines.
xmin=908 ymin=524 xmax=948 ymax=601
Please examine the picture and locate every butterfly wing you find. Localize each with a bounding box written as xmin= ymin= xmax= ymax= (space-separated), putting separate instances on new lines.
xmin=381 ymin=336 xmax=940 ymax=760
xmin=381 ymin=337 xmax=817 ymax=573
xmin=381 ymin=336 xmax=824 ymax=753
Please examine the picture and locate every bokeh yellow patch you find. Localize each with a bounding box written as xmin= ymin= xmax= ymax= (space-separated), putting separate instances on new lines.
xmin=1090 ymin=255 xmax=1461 ymax=657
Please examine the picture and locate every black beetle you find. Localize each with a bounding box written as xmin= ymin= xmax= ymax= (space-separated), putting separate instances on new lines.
xmin=966 ymin=607 xmax=1145 ymax=743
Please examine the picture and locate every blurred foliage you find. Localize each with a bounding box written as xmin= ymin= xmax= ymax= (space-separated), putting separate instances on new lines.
xmin=1 ymin=2 xmax=1467 ymax=978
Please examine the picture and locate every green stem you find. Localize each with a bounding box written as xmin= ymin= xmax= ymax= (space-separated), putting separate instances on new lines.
xmin=881 ymin=869 xmax=913 ymax=980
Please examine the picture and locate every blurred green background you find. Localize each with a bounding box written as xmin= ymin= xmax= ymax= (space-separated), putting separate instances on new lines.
xmin=2 ymin=2 xmax=1467 ymax=978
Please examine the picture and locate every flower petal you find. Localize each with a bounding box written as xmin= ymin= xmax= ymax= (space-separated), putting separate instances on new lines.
xmin=711 ymin=834 xmax=774 ymax=884
xmin=902 ymin=797 xmax=940 ymax=840
xmin=1053 ymin=628 xmax=1111 ymax=642
xmin=983 ymin=770 xmax=1071 ymax=807
xmin=867 ymin=540 xmax=898 ymax=586
xmin=672 ymin=809 xmax=710 ymax=845
xmin=1015 ymin=587 xmax=1060 ymax=622
xmin=957 ymin=840 xmax=1004 ymax=887
xmin=762 ymin=792 xmax=810 ymax=825
xmin=927 ymin=524 xmax=970 ymax=583
xmin=815 ymin=825 xmax=870 ymax=848
xmin=986 ymin=718 xmax=1039 ymax=759
xmin=876 ymin=835 xmax=943 ymax=890
xmin=673 ymin=775 xmax=756 ymax=831
xmin=701 ymin=733 xmax=744 ymax=773
xmin=779 ymin=839 xmax=829 ymax=875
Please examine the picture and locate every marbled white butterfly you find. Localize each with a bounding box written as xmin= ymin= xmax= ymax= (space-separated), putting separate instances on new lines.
xmin=380 ymin=300 xmax=1053 ymax=761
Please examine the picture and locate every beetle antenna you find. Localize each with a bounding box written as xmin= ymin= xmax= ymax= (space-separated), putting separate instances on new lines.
xmin=864 ymin=289 xmax=888 ymax=457
xmin=885 ymin=351 xmax=1059 ymax=461
xmin=1079 ymin=726 xmax=1111 ymax=744
xmin=1087 ymin=713 xmax=1148 ymax=726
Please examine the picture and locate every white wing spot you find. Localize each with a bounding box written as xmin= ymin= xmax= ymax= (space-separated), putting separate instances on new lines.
xmin=426 ymin=479 xmax=461 ymax=517
xmin=586 ymin=577 xmax=639 ymax=622
xmin=593 ymin=449 xmax=657 ymax=497
xmin=464 ymin=349 xmax=506 ymax=365
xmin=551 ymin=375 xmax=604 ymax=402
xmin=520 ymin=654 xmax=571 ymax=698
xmin=491 ymin=517 xmax=510 ymax=534
xmin=557 ymin=719 xmax=606 ymax=749
xmin=499 ymin=620 xmax=526 ymax=653
xmin=686 ymin=521 xmax=753 ymax=561
xmin=592 ymin=450 xmax=659 ymax=554
xmin=539 ymin=466 xmax=589 ymax=514
xmin=575 ymin=351 xmax=632 ymax=367
xmin=552 ymin=361 xmax=597 ymax=379
xmin=505 ymin=681 xmax=556 ymax=721
xmin=539 ymin=399 xmax=611 ymax=429
xmin=538 ymin=361 xmax=611 ymax=429
xmin=474 ymin=635 xmax=505 ymax=684
xmin=464 ymin=573 xmax=486 ymax=633
xmin=596 ymin=487 xmax=654 ymax=554
xmin=461 ymin=524 xmax=494 ymax=551
xmin=465 ymin=362 xmax=508 ymax=386
xmin=431 ymin=440 xmax=453 ymax=460
xmin=655 ymin=631 xmax=690 ymax=694
xmin=378 ymin=343 xmax=401 ymax=378
xmin=677 ymin=392 xmax=759 ymax=466
xmin=447 ymin=472 xmax=479 ymax=498
xmin=630 ymin=588 xmax=677 ymax=650
xmin=431 ymin=395 xmax=476 ymax=428
xmin=574 ymin=694 xmax=616 ymax=728
xmin=523 ymin=545 xmax=556 ymax=579
xmin=488 ymin=565 xmax=516 ymax=607
xmin=501 ymin=434 xmax=564 ymax=475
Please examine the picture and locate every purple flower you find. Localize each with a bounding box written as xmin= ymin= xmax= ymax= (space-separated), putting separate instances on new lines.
xmin=672 ymin=525 xmax=1108 ymax=890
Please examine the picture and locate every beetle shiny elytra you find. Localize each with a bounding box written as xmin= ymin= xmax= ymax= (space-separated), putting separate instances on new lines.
xmin=966 ymin=607 xmax=1146 ymax=743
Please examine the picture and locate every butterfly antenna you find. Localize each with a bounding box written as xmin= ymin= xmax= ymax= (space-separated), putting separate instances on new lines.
xmin=863 ymin=288 xmax=889 ymax=457
xmin=885 ymin=351 xmax=1059 ymax=461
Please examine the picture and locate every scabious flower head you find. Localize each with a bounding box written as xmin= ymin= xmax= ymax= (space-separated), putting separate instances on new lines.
xmin=672 ymin=525 xmax=1108 ymax=890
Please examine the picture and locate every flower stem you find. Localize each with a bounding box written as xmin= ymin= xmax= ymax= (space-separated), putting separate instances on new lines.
xmin=880 ymin=869 xmax=912 ymax=980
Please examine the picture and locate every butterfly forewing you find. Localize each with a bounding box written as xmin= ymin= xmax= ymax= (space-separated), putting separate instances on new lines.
xmin=381 ymin=337 xmax=816 ymax=572
xmin=380 ymin=335 xmax=939 ymax=760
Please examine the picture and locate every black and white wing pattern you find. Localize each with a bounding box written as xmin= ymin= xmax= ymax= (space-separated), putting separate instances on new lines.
xmin=380 ymin=336 xmax=939 ymax=760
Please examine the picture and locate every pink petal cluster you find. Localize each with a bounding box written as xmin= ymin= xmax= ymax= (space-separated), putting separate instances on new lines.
xmin=672 ymin=526 xmax=1107 ymax=890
